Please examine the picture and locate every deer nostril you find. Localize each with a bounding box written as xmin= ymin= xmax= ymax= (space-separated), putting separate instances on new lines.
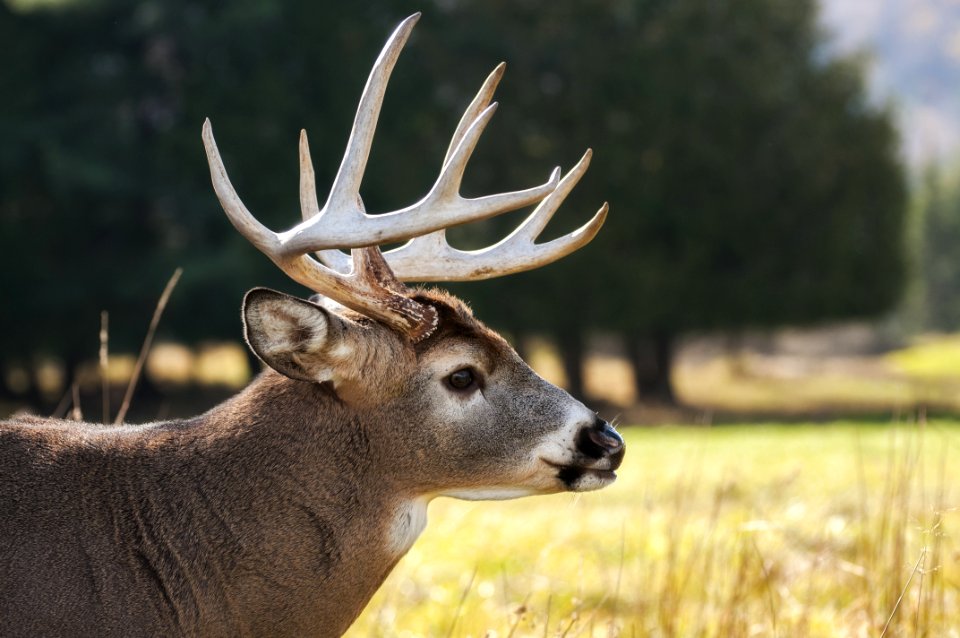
xmin=587 ymin=422 xmax=623 ymax=454
xmin=577 ymin=419 xmax=624 ymax=459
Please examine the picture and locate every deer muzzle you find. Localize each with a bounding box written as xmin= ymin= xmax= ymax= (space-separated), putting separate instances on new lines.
xmin=542 ymin=417 xmax=626 ymax=492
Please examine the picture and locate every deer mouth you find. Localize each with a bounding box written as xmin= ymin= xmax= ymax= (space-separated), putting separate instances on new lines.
xmin=541 ymin=460 xmax=618 ymax=491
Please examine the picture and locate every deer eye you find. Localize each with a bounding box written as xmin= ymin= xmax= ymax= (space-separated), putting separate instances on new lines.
xmin=446 ymin=368 xmax=477 ymax=391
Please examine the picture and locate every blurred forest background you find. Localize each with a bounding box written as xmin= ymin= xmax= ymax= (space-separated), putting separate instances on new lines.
xmin=2 ymin=0 xmax=959 ymax=422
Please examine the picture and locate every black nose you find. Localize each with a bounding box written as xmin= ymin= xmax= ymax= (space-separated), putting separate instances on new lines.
xmin=577 ymin=417 xmax=625 ymax=459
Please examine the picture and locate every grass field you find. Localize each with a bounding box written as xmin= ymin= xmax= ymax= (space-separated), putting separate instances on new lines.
xmin=346 ymin=421 xmax=960 ymax=637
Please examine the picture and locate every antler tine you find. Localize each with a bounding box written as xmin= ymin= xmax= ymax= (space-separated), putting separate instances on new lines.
xmin=509 ymin=150 xmax=596 ymax=241
xmin=432 ymin=102 xmax=500 ymax=198
xmin=202 ymin=119 xmax=283 ymax=258
xmin=299 ymin=130 xmax=353 ymax=273
xmin=443 ymin=62 xmax=505 ymax=169
xmin=299 ymin=129 xmax=321 ymax=222
xmin=382 ymin=150 xmax=607 ymax=281
xmin=321 ymin=13 xmax=421 ymax=218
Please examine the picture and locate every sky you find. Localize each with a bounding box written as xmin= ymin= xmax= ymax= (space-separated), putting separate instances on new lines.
xmin=819 ymin=0 xmax=960 ymax=166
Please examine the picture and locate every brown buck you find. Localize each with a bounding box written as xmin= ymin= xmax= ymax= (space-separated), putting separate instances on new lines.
xmin=0 ymin=14 xmax=624 ymax=638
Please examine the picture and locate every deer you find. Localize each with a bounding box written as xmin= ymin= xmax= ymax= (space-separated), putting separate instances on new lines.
xmin=0 ymin=13 xmax=624 ymax=638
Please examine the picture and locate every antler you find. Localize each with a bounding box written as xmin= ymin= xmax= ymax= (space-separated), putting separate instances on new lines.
xmin=203 ymin=13 xmax=606 ymax=341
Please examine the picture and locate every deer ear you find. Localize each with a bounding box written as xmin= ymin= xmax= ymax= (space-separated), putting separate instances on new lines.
xmin=242 ymin=288 xmax=355 ymax=384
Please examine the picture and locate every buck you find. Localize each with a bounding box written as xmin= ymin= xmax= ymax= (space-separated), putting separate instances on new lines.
xmin=0 ymin=14 xmax=624 ymax=638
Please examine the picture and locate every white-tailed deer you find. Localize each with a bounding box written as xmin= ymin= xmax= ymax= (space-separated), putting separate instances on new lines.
xmin=0 ymin=14 xmax=623 ymax=637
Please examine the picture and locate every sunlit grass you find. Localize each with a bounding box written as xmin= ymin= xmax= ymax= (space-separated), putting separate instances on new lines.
xmin=887 ymin=334 xmax=960 ymax=379
xmin=347 ymin=422 xmax=960 ymax=637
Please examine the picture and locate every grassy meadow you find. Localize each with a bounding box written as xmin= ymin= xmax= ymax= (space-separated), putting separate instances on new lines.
xmin=347 ymin=421 xmax=960 ymax=637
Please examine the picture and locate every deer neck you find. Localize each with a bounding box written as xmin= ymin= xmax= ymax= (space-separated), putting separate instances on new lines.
xmin=169 ymin=370 xmax=424 ymax=635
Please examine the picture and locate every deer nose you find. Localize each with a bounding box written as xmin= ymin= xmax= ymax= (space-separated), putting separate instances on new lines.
xmin=577 ymin=417 xmax=625 ymax=463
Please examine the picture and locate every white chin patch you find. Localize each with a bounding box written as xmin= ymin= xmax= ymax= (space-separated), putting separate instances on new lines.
xmin=441 ymin=487 xmax=539 ymax=501
xmin=441 ymin=486 xmax=540 ymax=501
xmin=566 ymin=470 xmax=617 ymax=493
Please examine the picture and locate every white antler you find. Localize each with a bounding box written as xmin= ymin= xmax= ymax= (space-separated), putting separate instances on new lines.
xmin=203 ymin=13 xmax=606 ymax=340
xmin=309 ymin=61 xmax=608 ymax=281
xmin=379 ymin=151 xmax=607 ymax=281
xmin=205 ymin=14 xmax=560 ymax=257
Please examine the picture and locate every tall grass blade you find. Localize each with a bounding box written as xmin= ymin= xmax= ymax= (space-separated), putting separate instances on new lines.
xmin=880 ymin=547 xmax=927 ymax=638
xmin=445 ymin=566 xmax=477 ymax=638
xmin=114 ymin=267 xmax=182 ymax=424
xmin=99 ymin=310 xmax=109 ymax=424
xmin=69 ymin=381 xmax=82 ymax=421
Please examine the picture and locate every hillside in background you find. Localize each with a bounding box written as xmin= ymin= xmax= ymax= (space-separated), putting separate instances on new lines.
xmin=821 ymin=0 xmax=960 ymax=164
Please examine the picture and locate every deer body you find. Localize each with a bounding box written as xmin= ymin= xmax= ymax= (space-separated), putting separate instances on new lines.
xmin=1 ymin=375 xmax=422 ymax=637
xmin=0 ymin=14 xmax=623 ymax=637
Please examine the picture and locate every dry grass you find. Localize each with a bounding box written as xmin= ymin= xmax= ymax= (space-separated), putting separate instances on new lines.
xmin=347 ymin=420 xmax=960 ymax=637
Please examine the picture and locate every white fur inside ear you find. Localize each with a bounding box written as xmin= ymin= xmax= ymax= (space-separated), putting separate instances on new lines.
xmin=244 ymin=290 xmax=360 ymax=384
xmin=248 ymin=298 xmax=329 ymax=359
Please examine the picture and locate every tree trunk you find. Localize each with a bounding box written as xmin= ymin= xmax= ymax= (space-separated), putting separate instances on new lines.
xmin=59 ymin=352 xmax=84 ymax=419
xmin=556 ymin=330 xmax=586 ymax=400
xmin=625 ymin=331 xmax=676 ymax=405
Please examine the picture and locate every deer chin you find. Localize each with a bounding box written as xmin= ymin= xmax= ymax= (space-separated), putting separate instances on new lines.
xmin=440 ymin=486 xmax=541 ymax=501
xmin=438 ymin=460 xmax=599 ymax=500
xmin=561 ymin=467 xmax=618 ymax=492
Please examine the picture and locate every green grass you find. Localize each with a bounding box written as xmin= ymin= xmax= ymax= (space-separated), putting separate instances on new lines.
xmin=347 ymin=421 xmax=960 ymax=637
